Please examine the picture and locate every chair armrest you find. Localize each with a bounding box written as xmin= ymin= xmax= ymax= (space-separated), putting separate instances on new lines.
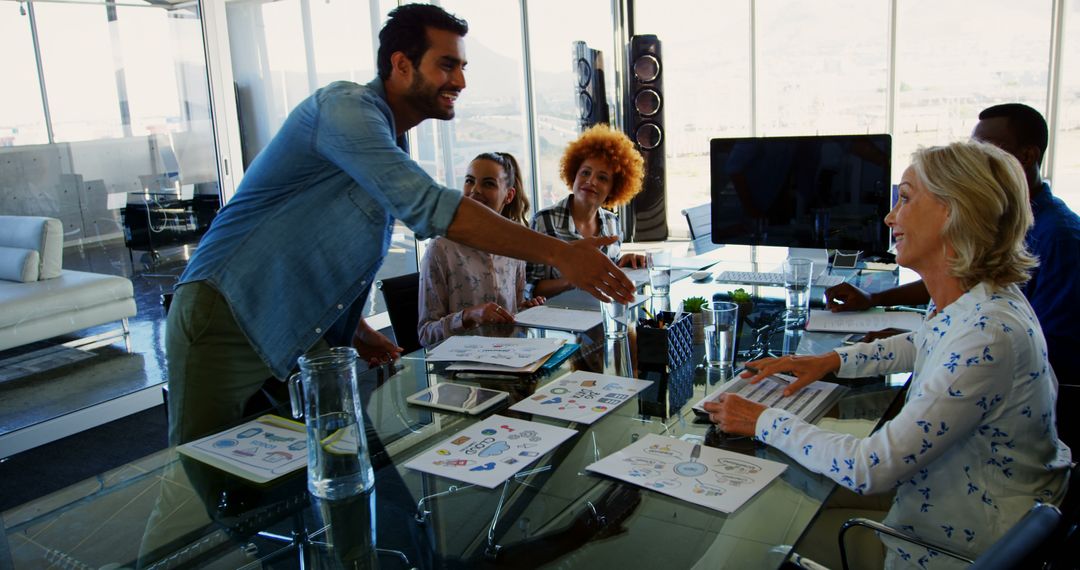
xmin=839 ymin=517 xmax=974 ymax=570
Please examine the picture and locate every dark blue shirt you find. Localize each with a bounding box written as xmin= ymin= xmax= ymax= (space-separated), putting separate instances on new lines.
xmin=1025 ymin=182 xmax=1080 ymax=381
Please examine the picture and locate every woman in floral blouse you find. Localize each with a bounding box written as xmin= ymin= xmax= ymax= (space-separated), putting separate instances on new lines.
xmin=705 ymin=141 xmax=1071 ymax=569
xmin=417 ymin=152 xmax=544 ymax=347
xmin=526 ymin=125 xmax=647 ymax=299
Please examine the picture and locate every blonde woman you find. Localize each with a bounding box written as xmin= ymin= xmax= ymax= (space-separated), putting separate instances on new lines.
xmin=526 ymin=125 xmax=646 ymax=299
xmin=418 ymin=152 xmax=544 ymax=347
xmin=706 ymin=141 xmax=1071 ymax=569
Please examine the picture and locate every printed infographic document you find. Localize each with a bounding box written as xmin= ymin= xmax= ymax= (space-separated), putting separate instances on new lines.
xmin=587 ymin=434 xmax=787 ymax=513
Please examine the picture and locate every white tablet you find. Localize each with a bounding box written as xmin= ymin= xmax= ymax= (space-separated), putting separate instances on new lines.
xmin=406 ymin=384 xmax=508 ymax=415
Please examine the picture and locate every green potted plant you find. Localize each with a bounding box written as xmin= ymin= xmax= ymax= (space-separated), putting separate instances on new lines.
xmin=682 ymin=296 xmax=709 ymax=343
xmin=729 ymin=288 xmax=754 ymax=321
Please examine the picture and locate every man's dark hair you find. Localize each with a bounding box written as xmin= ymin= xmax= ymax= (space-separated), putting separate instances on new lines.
xmin=979 ymin=103 xmax=1049 ymax=164
xmin=377 ymin=4 xmax=468 ymax=80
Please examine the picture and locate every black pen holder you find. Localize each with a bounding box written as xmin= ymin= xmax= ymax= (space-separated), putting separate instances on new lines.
xmin=636 ymin=311 xmax=693 ymax=370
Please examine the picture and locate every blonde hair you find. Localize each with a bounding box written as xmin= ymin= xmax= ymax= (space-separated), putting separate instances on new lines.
xmin=559 ymin=124 xmax=645 ymax=208
xmin=910 ymin=141 xmax=1037 ymax=289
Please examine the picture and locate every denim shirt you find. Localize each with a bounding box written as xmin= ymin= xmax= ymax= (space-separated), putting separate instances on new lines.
xmin=179 ymin=80 xmax=462 ymax=378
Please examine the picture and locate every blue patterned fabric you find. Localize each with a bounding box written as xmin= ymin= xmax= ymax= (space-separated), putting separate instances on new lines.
xmin=757 ymin=282 xmax=1071 ymax=569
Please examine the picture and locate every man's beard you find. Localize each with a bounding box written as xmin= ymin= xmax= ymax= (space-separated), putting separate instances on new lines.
xmin=404 ymin=73 xmax=455 ymax=120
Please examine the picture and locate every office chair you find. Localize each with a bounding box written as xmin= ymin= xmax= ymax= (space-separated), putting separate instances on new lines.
xmin=1057 ymin=384 xmax=1078 ymax=452
xmin=376 ymin=272 xmax=421 ymax=354
xmin=838 ymin=502 xmax=1062 ymax=570
xmin=681 ymin=203 xmax=720 ymax=255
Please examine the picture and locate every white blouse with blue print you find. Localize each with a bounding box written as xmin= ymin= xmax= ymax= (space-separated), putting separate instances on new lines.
xmin=756 ymin=282 xmax=1071 ymax=569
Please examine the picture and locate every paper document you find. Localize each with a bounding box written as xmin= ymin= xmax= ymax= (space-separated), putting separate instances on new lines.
xmin=586 ymin=434 xmax=787 ymax=513
xmin=425 ymin=336 xmax=565 ymax=368
xmin=404 ymin=415 xmax=577 ymax=488
xmin=545 ymin=289 xmax=650 ymax=311
xmin=805 ymin=309 xmax=924 ymax=334
xmin=509 ymin=371 xmax=652 ymax=424
xmin=177 ymin=415 xmax=308 ymax=484
xmin=693 ymin=374 xmax=848 ymax=424
xmin=514 ymin=306 xmax=603 ymax=332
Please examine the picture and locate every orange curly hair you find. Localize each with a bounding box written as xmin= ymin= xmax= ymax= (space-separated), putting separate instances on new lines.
xmin=559 ymin=124 xmax=645 ymax=208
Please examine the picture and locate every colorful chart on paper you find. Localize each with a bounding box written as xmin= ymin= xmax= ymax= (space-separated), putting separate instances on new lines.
xmin=586 ymin=433 xmax=787 ymax=513
xmin=404 ymin=415 xmax=577 ymax=488
xmin=509 ymin=371 xmax=652 ymax=424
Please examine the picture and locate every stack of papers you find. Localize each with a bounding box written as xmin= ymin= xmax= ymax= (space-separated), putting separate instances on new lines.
xmin=514 ymin=306 xmax=603 ymax=332
xmin=805 ymin=309 xmax=924 ymax=333
xmin=426 ymin=336 xmax=567 ymax=373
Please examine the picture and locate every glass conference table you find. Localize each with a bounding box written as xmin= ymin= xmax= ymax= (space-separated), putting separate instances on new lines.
xmin=4 ymin=265 xmax=909 ymax=569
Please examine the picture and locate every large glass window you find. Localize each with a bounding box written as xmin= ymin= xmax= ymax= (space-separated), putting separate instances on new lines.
xmin=34 ymin=3 xmax=123 ymax=141
xmin=421 ymin=0 xmax=530 ymax=194
xmin=756 ymin=0 xmax=889 ymax=136
xmin=633 ymin=0 xmax=752 ymax=238
xmin=1052 ymin=0 xmax=1080 ymax=211
xmin=0 ymin=8 xmax=47 ymax=146
xmin=893 ymin=0 xmax=1051 ymax=173
xmin=526 ymin=0 xmax=615 ymax=210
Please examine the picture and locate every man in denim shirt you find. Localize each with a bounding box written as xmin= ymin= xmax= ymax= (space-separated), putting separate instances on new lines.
xmin=166 ymin=4 xmax=634 ymax=445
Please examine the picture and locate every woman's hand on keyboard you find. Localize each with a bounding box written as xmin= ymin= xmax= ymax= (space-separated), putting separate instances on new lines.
xmin=740 ymin=353 xmax=841 ymax=396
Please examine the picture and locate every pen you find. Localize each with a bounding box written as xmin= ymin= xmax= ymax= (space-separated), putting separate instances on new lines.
xmin=454 ymin=372 xmax=520 ymax=380
xmin=884 ymin=306 xmax=926 ymax=314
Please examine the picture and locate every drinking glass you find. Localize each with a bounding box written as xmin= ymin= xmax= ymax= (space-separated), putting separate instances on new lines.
xmin=704 ymin=301 xmax=738 ymax=374
xmin=600 ymin=301 xmax=629 ymax=338
xmin=646 ymin=249 xmax=672 ymax=295
xmin=782 ymin=258 xmax=814 ymax=317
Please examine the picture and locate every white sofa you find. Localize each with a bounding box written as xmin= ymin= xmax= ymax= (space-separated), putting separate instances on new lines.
xmin=0 ymin=216 xmax=137 ymax=352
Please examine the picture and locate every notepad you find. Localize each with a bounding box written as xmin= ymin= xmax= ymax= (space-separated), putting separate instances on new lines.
xmin=805 ymin=309 xmax=924 ymax=334
xmin=514 ymin=306 xmax=603 ymax=332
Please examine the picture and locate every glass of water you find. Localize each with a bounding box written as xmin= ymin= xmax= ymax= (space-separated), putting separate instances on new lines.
xmin=646 ymin=249 xmax=671 ymax=295
xmin=704 ymin=301 xmax=738 ymax=374
xmin=782 ymin=257 xmax=814 ymax=317
xmin=601 ymin=301 xmax=629 ymax=338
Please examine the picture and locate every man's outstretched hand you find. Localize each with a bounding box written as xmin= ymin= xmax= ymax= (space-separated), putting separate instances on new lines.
xmin=554 ymin=236 xmax=635 ymax=303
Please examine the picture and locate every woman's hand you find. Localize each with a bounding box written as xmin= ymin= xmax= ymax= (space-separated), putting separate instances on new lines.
xmin=702 ymin=394 xmax=767 ymax=436
xmin=740 ymin=353 xmax=841 ymax=396
xmin=463 ymin=302 xmax=516 ymax=328
xmin=618 ymin=253 xmax=646 ymax=269
xmin=520 ymin=296 xmax=546 ymax=309
xmin=353 ymin=319 xmax=403 ymax=366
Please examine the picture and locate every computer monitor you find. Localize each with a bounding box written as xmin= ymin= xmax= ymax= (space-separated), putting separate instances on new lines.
xmin=710 ymin=134 xmax=893 ymax=258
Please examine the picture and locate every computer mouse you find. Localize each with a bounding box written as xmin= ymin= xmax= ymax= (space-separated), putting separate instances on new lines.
xmin=691 ymin=271 xmax=712 ymax=282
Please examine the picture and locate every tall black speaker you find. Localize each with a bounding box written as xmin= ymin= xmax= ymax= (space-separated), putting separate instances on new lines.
xmin=572 ymin=41 xmax=610 ymax=130
xmin=625 ymin=34 xmax=667 ymax=241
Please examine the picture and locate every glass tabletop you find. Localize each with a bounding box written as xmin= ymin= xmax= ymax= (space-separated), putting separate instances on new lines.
xmin=4 ymin=270 xmax=908 ymax=569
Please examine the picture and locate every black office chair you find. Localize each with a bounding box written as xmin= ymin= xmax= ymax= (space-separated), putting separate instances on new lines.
xmin=681 ymin=203 xmax=720 ymax=255
xmin=839 ymin=502 xmax=1062 ymax=570
xmin=1056 ymin=384 xmax=1079 ymax=453
xmin=376 ymin=272 xmax=421 ymax=354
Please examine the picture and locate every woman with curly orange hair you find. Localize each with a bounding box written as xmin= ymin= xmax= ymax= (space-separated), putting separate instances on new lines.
xmin=526 ymin=125 xmax=646 ymax=299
